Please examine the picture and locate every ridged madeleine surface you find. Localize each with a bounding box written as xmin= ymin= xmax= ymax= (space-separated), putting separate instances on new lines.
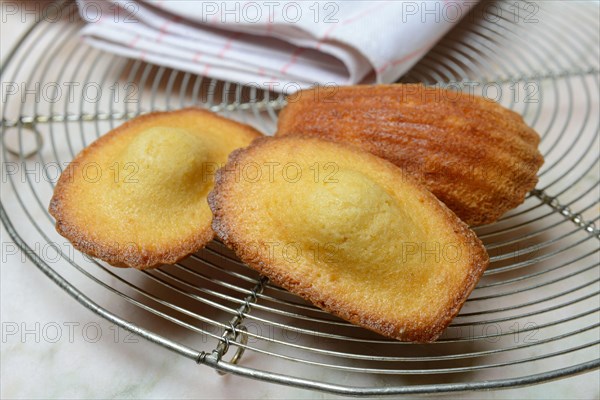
xmin=209 ymin=136 xmax=489 ymax=342
xmin=277 ymin=84 xmax=544 ymax=226
xmin=49 ymin=108 xmax=262 ymax=269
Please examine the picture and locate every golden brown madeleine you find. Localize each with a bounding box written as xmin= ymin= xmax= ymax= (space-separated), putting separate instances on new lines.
xmin=49 ymin=108 xmax=262 ymax=269
xmin=277 ymin=84 xmax=544 ymax=226
xmin=209 ymin=136 xmax=489 ymax=342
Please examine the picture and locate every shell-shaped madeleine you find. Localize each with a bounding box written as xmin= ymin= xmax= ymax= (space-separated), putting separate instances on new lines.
xmin=277 ymin=84 xmax=544 ymax=226
xmin=209 ymin=136 xmax=489 ymax=342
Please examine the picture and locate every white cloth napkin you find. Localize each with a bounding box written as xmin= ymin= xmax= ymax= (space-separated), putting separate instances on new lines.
xmin=77 ymin=0 xmax=475 ymax=91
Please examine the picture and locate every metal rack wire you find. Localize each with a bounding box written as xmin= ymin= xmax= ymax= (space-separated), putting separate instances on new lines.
xmin=1 ymin=0 xmax=599 ymax=395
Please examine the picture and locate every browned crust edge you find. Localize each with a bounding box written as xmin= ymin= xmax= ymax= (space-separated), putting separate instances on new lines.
xmin=208 ymin=136 xmax=489 ymax=342
xmin=48 ymin=108 xmax=263 ymax=270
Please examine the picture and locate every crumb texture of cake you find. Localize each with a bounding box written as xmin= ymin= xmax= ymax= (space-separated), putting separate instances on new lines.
xmin=209 ymin=136 xmax=489 ymax=342
xmin=277 ymin=84 xmax=544 ymax=226
xmin=49 ymin=108 xmax=262 ymax=269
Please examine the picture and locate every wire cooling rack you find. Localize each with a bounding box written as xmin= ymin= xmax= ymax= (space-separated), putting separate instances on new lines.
xmin=1 ymin=0 xmax=599 ymax=395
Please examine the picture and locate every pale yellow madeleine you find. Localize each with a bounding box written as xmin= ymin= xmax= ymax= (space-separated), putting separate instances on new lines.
xmin=49 ymin=108 xmax=261 ymax=269
xmin=209 ymin=136 xmax=489 ymax=342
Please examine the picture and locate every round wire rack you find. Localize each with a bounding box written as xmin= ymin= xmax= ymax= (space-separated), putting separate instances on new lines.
xmin=1 ymin=0 xmax=599 ymax=395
